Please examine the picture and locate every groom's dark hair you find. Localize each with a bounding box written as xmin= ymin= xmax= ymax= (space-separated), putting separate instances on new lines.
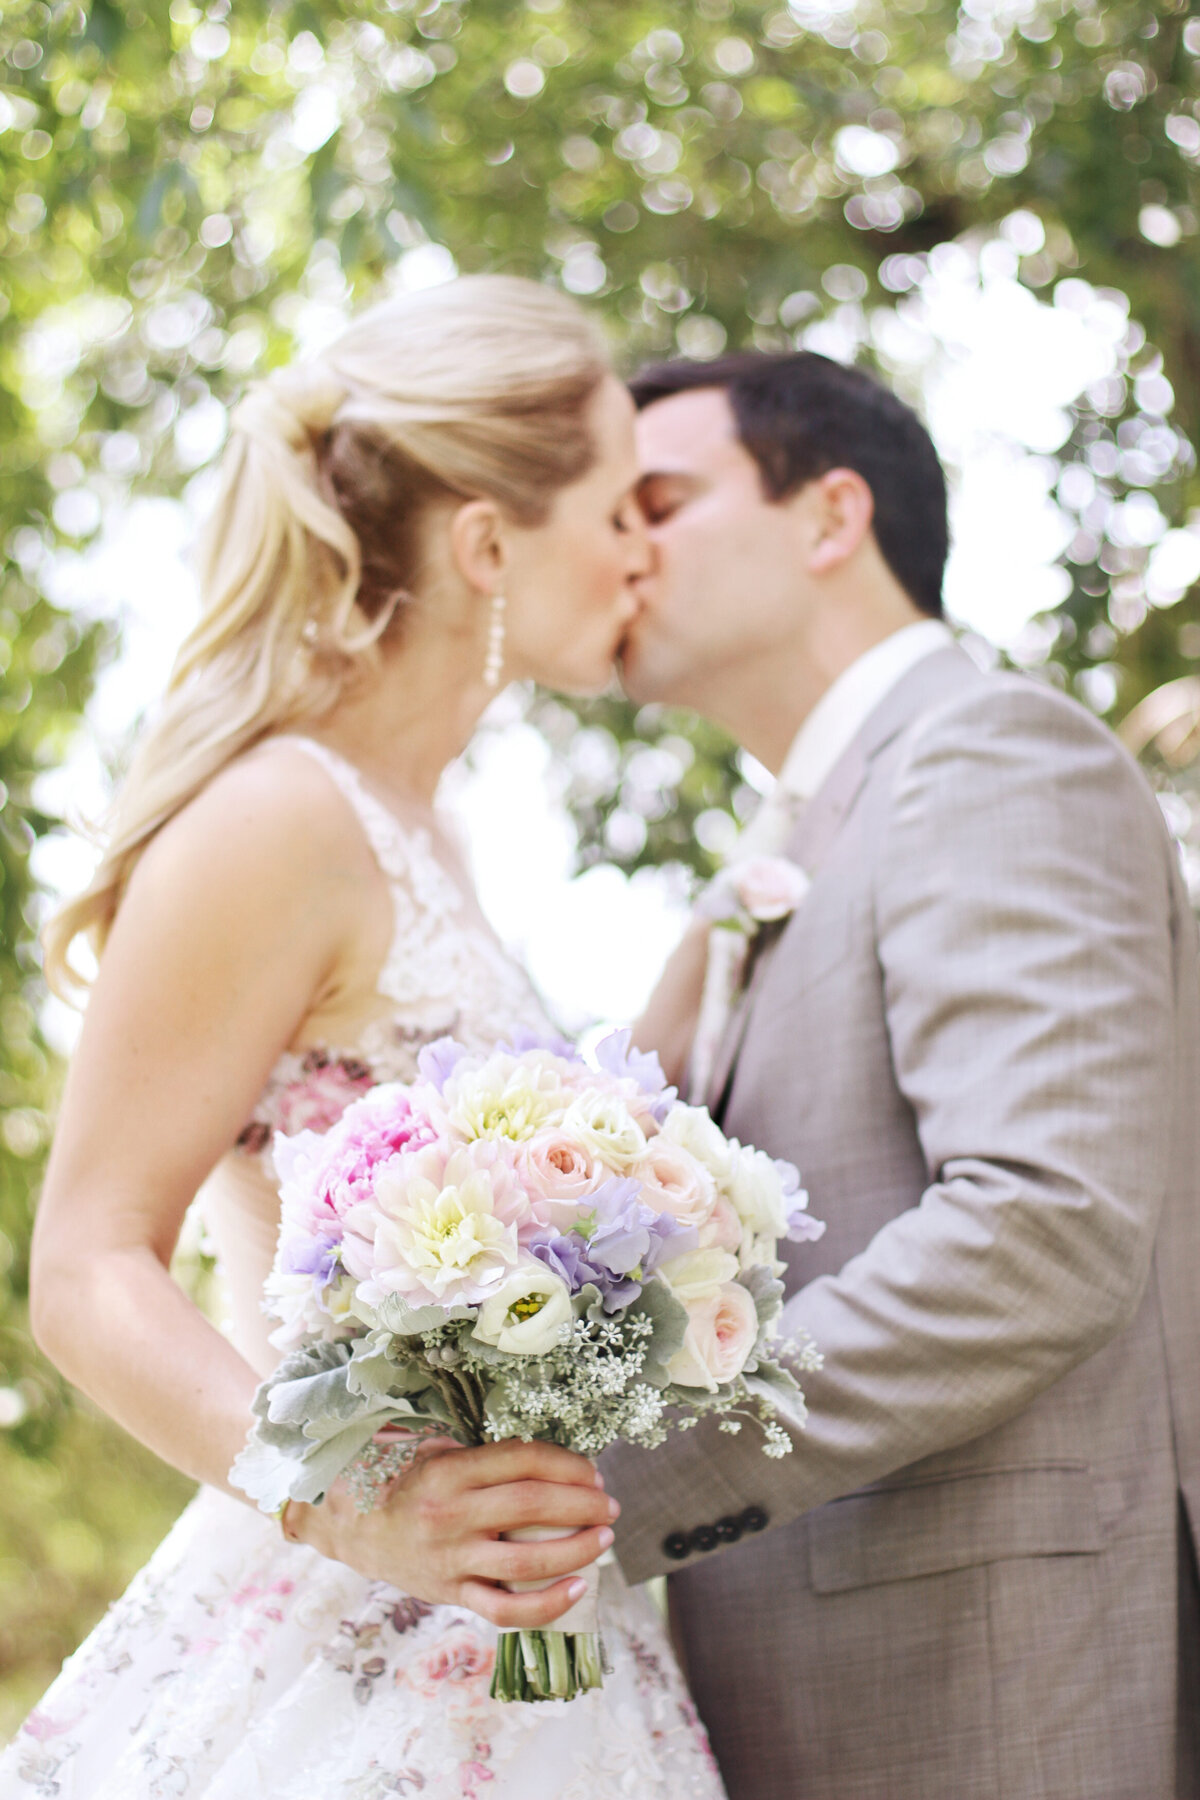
xmin=629 ymin=351 xmax=948 ymax=619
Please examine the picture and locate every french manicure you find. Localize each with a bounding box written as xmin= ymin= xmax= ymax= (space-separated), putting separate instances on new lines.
xmin=567 ymin=1578 xmax=588 ymax=1600
xmin=607 ymin=1497 xmax=621 ymax=1519
xmin=597 ymin=1526 xmax=614 ymax=1550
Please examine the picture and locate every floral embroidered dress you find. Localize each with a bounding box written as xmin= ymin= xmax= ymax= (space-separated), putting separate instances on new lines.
xmin=0 ymin=738 xmax=727 ymax=1800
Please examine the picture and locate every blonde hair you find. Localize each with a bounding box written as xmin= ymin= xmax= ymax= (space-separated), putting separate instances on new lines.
xmin=44 ymin=274 xmax=610 ymax=996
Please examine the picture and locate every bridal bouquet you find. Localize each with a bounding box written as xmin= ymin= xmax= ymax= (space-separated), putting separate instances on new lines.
xmin=231 ymin=1029 xmax=823 ymax=1704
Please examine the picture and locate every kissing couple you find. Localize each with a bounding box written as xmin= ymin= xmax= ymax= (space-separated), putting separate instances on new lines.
xmin=5 ymin=273 xmax=1198 ymax=1800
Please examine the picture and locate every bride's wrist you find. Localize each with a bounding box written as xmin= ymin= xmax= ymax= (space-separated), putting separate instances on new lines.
xmin=278 ymin=1496 xmax=332 ymax=1557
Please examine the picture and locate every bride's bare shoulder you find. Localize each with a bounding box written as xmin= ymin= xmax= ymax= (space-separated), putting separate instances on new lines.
xmin=123 ymin=738 xmax=376 ymax=942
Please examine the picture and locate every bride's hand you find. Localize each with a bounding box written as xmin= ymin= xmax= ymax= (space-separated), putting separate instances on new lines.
xmin=288 ymin=1438 xmax=620 ymax=1628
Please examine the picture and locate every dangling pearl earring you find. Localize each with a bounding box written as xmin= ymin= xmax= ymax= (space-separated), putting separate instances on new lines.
xmin=483 ymin=590 xmax=507 ymax=689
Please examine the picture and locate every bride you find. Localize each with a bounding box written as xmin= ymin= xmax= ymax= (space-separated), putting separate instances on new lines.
xmin=1 ymin=276 xmax=726 ymax=1800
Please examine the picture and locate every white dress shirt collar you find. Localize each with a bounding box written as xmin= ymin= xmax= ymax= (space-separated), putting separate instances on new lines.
xmin=776 ymin=618 xmax=954 ymax=806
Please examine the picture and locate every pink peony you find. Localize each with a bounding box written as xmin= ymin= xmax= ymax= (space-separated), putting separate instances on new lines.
xmin=633 ymin=1139 xmax=717 ymax=1231
xmin=275 ymin=1085 xmax=439 ymax=1245
xmin=668 ymin=1281 xmax=760 ymax=1392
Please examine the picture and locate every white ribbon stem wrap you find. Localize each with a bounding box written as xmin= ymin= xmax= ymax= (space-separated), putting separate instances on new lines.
xmin=501 ymin=1525 xmax=601 ymax=1634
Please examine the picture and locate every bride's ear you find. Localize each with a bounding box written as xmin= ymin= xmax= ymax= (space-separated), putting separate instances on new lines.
xmin=448 ymin=498 xmax=508 ymax=596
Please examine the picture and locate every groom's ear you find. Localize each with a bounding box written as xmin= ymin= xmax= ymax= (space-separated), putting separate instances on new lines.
xmin=448 ymin=498 xmax=507 ymax=595
xmin=802 ymin=467 xmax=876 ymax=576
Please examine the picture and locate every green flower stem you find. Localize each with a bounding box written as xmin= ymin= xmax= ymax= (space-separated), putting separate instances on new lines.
xmin=489 ymin=1630 xmax=604 ymax=1704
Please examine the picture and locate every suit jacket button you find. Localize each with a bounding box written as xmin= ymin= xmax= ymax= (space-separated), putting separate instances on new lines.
xmin=662 ymin=1531 xmax=691 ymax=1561
xmin=739 ymin=1505 xmax=769 ymax=1534
xmin=688 ymin=1524 xmax=720 ymax=1555
xmin=714 ymin=1515 xmax=743 ymax=1544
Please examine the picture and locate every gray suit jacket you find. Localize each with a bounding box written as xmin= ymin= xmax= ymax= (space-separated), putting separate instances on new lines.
xmin=606 ymin=648 xmax=1200 ymax=1799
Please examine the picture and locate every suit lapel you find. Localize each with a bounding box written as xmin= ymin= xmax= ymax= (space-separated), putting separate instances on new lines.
xmin=784 ymin=645 xmax=977 ymax=873
xmin=705 ymin=645 xmax=979 ymax=1121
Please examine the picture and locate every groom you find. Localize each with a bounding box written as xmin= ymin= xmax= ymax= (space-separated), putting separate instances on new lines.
xmin=602 ymin=351 xmax=1200 ymax=1799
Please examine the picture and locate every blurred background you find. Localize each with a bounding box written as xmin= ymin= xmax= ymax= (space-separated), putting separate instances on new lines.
xmin=3 ymin=0 xmax=1200 ymax=1733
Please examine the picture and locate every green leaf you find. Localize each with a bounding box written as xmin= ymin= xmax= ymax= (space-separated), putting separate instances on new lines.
xmin=368 ymin=1295 xmax=476 ymax=1337
xmin=229 ymin=1340 xmax=442 ymax=1512
xmin=743 ymin=1363 xmax=809 ymax=1433
xmin=624 ymin=1280 xmax=689 ymax=1389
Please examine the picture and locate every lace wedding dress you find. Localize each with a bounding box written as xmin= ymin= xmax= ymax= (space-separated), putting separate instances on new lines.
xmin=0 ymin=738 xmax=727 ymax=1800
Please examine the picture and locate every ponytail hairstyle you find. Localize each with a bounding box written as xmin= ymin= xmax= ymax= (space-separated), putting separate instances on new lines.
xmin=44 ymin=274 xmax=610 ymax=997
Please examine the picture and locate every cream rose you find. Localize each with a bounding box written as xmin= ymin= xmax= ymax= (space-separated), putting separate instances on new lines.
xmin=726 ymin=1143 xmax=790 ymax=1240
xmin=519 ymin=1131 xmax=602 ymax=1233
xmin=561 ymin=1088 xmax=648 ymax=1172
xmin=667 ymin=1281 xmax=760 ymax=1392
xmin=633 ymin=1139 xmax=717 ymax=1230
xmin=472 ymin=1262 xmax=574 ymax=1356
xmin=664 ymin=1246 xmax=740 ymax=1303
xmin=698 ymin=1195 xmax=743 ymax=1253
xmin=659 ymin=1103 xmax=735 ymax=1185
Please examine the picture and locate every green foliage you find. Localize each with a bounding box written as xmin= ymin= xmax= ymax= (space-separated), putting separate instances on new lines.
xmin=2 ymin=0 xmax=1200 ymax=1723
xmin=2 ymin=0 xmax=1198 ymax=880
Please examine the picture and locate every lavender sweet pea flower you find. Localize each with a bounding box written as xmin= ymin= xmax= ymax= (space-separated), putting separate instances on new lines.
xmin=528 ymin=1229 xmax=638 ymax=1310
xmin=594 ymin=1029 xmax=677 ymax=1122
xmin=786 ymin=1206 xmax=827 ymax=1244
xmin=281 ymin=1233 xmax=341 ymax=1289
xmin=642 ymin=1211 xmax=698 ymax=1274
xmin=530 ymin=1180 xmax=701 ymax=1313
xmin=530 ymin=1232 xmax=598 ymax=1292
xmin=500 ymin=1027 xmax=585 ymax=1063
xmin=416 ymin=1036 xmax=469 ymax=1093
xmin=585 ymin=1178 xmax=656 ymax=1274
xmin=774 ymin=1157 xmax=803 ymax=1197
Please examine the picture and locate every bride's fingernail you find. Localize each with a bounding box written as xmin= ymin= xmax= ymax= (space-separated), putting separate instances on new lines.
xmin=597 ymin=1527 xmax=614 ymax=1550
xmin=567 ymin=1579 xmax=588 ymax=1601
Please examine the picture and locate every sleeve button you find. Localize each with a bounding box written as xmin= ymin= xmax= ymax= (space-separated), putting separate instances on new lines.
xmin=713 ymin=1515 xmax=743 ymax=1544
xmin=688 ymin=1524 xmax=720 ymax=1554
xmin=662 ymin=1531 xmax=691 ymax=1561
xmin=739 ymin=1505 xmax=769 ymax=1534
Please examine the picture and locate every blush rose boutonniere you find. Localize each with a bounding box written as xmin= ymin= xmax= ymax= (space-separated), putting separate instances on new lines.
xmin=702 ymin=854 xmax=812 ymax=938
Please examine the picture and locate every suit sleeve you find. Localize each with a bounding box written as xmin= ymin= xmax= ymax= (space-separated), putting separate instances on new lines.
xmin=607 ymin=683 xmax=1178 ymax=1583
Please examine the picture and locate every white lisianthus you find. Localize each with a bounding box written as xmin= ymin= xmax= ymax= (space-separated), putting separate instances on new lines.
xmin=562 ymin=1088 xmax=647 ymax=1171
xmin=659 ymin=1104 xmax=735 ymax=1186
xmin=473 ymin=1262 xmax=574 ymax=1356
xmin=726 ymin=1143 xmax=790 ymax=1240
xmin=663 ymin=1246 xmax=741 ymax=1303
xmin=441 ymin=1054 xmax=570 ymax=1145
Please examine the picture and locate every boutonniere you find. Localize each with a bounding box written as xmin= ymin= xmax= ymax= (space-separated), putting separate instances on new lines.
xmin=702 ymin=854 xmax=812 ymax=939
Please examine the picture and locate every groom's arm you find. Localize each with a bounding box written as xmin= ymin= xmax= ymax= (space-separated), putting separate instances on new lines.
xmin=607 ymin=681 xmax=1180 ymax=1583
